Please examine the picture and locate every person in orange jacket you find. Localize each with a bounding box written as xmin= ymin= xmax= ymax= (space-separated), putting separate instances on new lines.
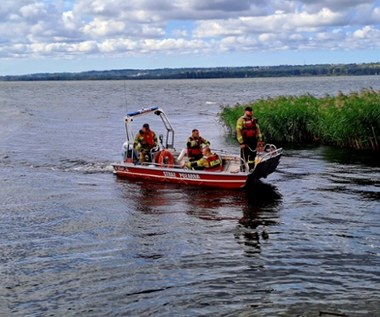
xmin=133 ymin=123 xmax=158 ymax=163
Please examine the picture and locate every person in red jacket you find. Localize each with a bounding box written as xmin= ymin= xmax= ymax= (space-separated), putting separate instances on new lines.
xmin=236 ymin=106 xmax=263 ymax=171
xmin=186 ymin=129 xmax=210 ymax=161
xmin=133 ymin=123 xmax=158 ymax=163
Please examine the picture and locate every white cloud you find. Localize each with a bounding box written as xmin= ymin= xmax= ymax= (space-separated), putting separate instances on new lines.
xmin=0 ymin=0 xmax=379 ymax=73
xmin=370 ymin=6 xmax=380 ymax=21
xmin=353 ymin=25 xmax=380 ymax=39
xmin=82 ymin=19 xmax=126 ymax=37
xmin=19 ymin=3 xmax=45 ymax=20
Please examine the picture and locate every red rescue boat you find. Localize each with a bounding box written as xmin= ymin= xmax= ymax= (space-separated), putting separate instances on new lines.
xmin=112 ymin=107 xmax=282 ymax=189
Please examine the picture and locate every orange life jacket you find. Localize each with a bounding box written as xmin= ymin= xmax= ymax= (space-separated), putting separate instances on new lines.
xmin=140 ymin=130 xmax=155 ymax=147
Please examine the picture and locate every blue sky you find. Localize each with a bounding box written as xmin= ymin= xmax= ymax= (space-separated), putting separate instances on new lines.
xmin=1 ymin=0 xmax=379 ymax=75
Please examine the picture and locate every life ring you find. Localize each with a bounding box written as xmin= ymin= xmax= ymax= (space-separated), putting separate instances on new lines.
xmin=158 ymin=150 xmax=174 ymax=168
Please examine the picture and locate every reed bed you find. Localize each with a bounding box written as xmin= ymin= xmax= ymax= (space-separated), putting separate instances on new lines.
xmin=219 ymin=89 xmax=380 ymax=151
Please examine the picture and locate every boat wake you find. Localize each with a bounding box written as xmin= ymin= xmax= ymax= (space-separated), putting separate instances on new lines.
xmin=50 ymin=158 xmax=113 ymax=174
xmin=62 ymin=160 xmax=114 ymax=174
xmin=5 ymin=157 xmax=113 ymax=174
xmin=1 ymin=149 xmax=114 ymax=174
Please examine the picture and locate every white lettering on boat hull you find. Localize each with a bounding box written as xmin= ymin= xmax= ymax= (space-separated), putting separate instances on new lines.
xmin=163 ymin=171 xmax=200 ymax=179
xmin=179 ymin=173 xmax=200 ymax=179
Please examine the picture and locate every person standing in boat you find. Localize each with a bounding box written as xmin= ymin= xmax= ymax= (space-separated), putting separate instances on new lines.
xmin=134 ymin=123 xmax=158 ymax=163
xmin=236 ymin=106 xmax=263 ymax=171
xmin=185 ymin=145 xmax=222 ymax=170
xmin=186 ymin=129 xmax=210 ymax=161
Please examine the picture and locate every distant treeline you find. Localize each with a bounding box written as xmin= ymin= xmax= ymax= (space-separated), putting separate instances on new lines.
xmin=1 ymin=63 xmax=380 ymax=81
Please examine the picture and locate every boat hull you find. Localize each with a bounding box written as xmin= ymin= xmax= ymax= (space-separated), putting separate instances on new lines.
xmin=113 ymin=164 xmax=248 ymax=189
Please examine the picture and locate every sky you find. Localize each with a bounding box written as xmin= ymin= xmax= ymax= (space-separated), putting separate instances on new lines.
xmin=1 ymin=0 xmax=379 ymax=76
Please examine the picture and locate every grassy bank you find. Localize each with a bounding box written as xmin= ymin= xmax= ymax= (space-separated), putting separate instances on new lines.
xmin=219 ymin=89 xmax=379 ymax=151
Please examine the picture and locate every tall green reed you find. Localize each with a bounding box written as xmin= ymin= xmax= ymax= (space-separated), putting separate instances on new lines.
xmin=219 ymin=89 xmax=379 ymax=151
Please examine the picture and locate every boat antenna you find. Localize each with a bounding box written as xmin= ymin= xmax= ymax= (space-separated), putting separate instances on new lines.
xmin=123 ymin=80 xmax=129 ymax=113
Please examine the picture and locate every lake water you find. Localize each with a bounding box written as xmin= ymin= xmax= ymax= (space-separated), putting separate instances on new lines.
xmin=1 ymin=76 xmax=379 ymax=316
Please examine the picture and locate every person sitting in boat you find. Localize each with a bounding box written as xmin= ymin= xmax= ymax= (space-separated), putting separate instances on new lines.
xmin=133 ymin=123 xmax=158 ymax=163
xmin=186 ymin=129 xmax=210 ymax=161
xmin=185 ymin=145 xmax=222 ymax=170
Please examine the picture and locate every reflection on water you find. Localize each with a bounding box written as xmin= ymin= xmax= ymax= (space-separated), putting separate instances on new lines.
xmin=315 ymin=146 xmax=380 ymax=203
xmin=242 ymin=182 xmax=283 ymax=226
xmin=118 ymin=178 xmax=282 ymax=222
xmin=237 ymin=182 xmax=283 ymax=254
xmin=321 ymin=145 xmax=380 ymax=166
xmin=118 ymin=178 xmax=283 ymax=257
